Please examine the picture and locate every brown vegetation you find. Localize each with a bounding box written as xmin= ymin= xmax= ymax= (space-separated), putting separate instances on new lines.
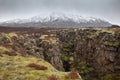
xmin=5 ymin=51 xmax=17 ymax=56
xmin=65 ymin=71 xmax=80 ymax=79
xmin=27 ymin=63 xmax=48 ymax=70
xmin=48 ymin=75 xmax=60 ymax=80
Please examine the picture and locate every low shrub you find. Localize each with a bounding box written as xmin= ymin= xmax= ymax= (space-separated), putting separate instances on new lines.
xmin=5 ymin=51 xmax=17 ymax=56
xmin=66 ymin=71 xmax=80 ymax=79
xmin=27 ymin=63 xmax=48 ymax=70
xmin=48 ymin=75 xmax=60 ymax=80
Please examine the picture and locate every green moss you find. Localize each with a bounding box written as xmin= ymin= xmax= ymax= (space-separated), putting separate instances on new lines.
xmin=104 ymin=41 xmax=119 ymax=47
xmin=63 ymin=56 xmax=69 ymax=61
xmin=77 ymin=61 xmax=94 ymax=75
xmin=101 ymin=74 xmax=120 ymax=80
xmin=8 ymin=32 xmax=18 ymax=38
xmin=87 ymin=34 xmax=96 ymax=39
xmin=69 ymin=57 xmax=74 ymax=62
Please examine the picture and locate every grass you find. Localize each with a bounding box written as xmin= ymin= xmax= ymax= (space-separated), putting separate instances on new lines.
xmin=0 ymin=47 xmax=82 ymax=80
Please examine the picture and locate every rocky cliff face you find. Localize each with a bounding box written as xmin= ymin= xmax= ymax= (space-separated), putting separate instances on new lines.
xmin=0 ymin=27 xmax=120 ymax=80
xmin=56 ymin=28 xmax=120 ymax=80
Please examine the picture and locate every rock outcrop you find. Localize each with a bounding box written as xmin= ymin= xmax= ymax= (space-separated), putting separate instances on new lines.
xmin=0 ymin=27 xmax=120 ymax=80
xmin=56 ymin=28 xmax=120 ymax=80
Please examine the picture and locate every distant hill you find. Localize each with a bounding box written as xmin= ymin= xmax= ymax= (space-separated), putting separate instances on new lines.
xmin=111 ymin=25 xmax=120 ymax=28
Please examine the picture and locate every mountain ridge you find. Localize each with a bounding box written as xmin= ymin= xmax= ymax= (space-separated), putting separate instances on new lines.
xmin=0 ymin=13 xmax=112 ymax=28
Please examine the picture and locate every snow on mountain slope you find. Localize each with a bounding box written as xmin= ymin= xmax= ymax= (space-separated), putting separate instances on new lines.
xmin=0 ymin=13 xmax=112 ymax=28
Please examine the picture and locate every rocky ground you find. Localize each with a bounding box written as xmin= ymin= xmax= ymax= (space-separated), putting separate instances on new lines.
xmin=0 ymin=27 xmax=120 ymax=80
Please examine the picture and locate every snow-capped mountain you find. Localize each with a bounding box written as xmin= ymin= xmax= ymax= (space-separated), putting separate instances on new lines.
xmin=0 ymin=13 xmax=112 ymax=28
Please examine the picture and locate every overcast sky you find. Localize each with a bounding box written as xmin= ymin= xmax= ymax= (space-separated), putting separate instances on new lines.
xmin=0 ymin=0 xmax=120 ymax=25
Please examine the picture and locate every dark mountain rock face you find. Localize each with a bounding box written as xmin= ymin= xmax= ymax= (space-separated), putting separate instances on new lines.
xmin=0 ymin=27 xmax=119 ymax=80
